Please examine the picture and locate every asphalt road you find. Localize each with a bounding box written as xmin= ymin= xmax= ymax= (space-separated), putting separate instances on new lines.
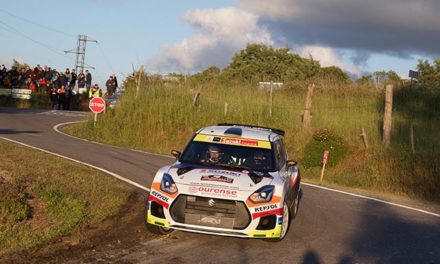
xmin=1 ymin=107 xmax=439 ymax=264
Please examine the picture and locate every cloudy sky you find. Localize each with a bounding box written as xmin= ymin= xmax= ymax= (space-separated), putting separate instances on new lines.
xmin=1 ymin=0 xmax=438 ymax=84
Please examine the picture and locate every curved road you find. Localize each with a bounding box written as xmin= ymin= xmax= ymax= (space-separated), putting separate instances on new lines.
xmin=1 ymin=107 xmax=439 ymax=264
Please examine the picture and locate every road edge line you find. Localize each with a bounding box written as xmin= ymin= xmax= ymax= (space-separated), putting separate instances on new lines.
xmin=302 ymin=182 xmax=439 ymax=218
xmin=53 ymin=121 xmax=174 ymax=160
xmin=0 ymin=136 xmax=150 ymax=192
xmin=53 ymin=122 xmax=440 ymax=218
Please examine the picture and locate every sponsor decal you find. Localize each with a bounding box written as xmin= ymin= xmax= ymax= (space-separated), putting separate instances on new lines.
xmin=201 ymin=175 xmax=234 ymax=184
xmin=198 ymin=169 xmax=241 ymax=177
xmin=194 ymin=134 xmax=271 ymax=149
xmin=200 ymin=216 xmax=221 ymax=225
xmin=189 ymin=186 xmax=237 ymax=198
xmin=254 ymin=204 xmax=278 ymax=212
xmin=252 ymin=208 xmax=283 ymax=219
xmin=151 ymin=190 xmax=169 ymax=203
xmin=188 ymin=186 xmax=198 ymax=193
xmin=220 ymin=138 xmax=259 ymax=147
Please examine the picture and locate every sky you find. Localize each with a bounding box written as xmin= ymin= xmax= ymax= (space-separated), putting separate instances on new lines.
xmin=1 ymin=0 xmax=439 ymax=86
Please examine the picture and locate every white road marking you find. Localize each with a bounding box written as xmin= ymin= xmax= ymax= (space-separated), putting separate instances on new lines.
xmin=302 ymin=182 xmax=440 ymax=218
xmin=3 ymin=120 xmax=439 ymax=219
xmin=0 ymin=136 xmax=150 ymax=192
xmin=53 ymin=121 xmax=174 ymax=159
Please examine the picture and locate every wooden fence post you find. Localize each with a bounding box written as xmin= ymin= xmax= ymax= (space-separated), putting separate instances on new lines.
xmin=302 ymin=84 xmax=315 ymax=128
xmin=269 ymin=80 xmax=273 ymax=117
xmin=383 ymin=84 xmax=393 ymax=147
xmin=192 ymin=92 xmax=200 ymax=107
xmin=360 ymin=127 xmax=369 ymax=149
xmin=410 ymin=122 xmax=415 ymax=154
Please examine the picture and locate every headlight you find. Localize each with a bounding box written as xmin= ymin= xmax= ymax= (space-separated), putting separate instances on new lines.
xmin=249 ymin=185 xmax=274 ymax=203
xmin=160 ymin=173 xmax=178 ymax=194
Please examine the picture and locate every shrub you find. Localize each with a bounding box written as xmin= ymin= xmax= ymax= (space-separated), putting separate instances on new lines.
xmin=302 ymin=129 xmax=348 ymax=168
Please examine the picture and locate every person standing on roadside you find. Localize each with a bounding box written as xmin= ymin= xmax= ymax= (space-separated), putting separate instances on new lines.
xmin=70 ymin=69 xmax=77 ymax=91
xmin=49 ymin=86 xmax=58 ymax=109
xmin=105 ymin=76 xmax=115 ymax=96
xmin=85 ymin=70 xmax=92 ymax=92
xmin=57 ymin=85 xmax=66 ymax=110
xmin=77 ymin=70 xmax=86 ymax=95
xmin=88 ymin=84 xmax=102 ymax=98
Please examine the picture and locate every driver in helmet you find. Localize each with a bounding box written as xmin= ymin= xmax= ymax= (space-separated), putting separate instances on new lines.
xmin=205 ymin=145 xmax=223 ymax=164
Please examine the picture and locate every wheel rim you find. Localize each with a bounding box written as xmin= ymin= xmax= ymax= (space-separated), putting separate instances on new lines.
xmin=280 ymin=203 xmax=289 ymax=239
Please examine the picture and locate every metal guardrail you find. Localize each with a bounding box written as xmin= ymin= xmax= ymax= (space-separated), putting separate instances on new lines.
xmin=0 ymin=88 xmax=32 ymax=100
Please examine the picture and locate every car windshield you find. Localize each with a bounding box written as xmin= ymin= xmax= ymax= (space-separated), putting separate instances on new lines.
xmin=180 ymin=141 xmax=275 ymax=172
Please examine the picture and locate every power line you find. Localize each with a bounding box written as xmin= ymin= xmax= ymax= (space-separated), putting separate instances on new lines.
xmin=0 ymin=9 xmax=75 ymax=38
xmin=0 ymin=19 xmax=74 ymax=64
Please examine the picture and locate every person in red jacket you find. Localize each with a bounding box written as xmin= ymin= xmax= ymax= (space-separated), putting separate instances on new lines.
xmin=57 ymin=86 xmax=66 ymax=110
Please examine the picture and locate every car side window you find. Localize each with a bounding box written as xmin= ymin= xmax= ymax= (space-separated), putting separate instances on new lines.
xmin=273 ymin=140 xmax=286 ymax=170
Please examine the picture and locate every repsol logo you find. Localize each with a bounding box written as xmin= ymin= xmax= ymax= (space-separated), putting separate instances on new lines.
xmin=254 ymin=204 xmax=278 ymax=212
xmin=198 ymin=187 xmax=237 ymax=196
xmin=151 ymin=190 xmax=169 ymax=202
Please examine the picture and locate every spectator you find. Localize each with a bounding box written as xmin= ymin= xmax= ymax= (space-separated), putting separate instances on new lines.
xmin=105 ymin=75 xmax=116 ymax=96
xmin=59 ymin=71 xmax=68 ymax=87
xmin=57 ymin=85 xmax=66 ymax=110
xmin=63 ymin=87 xmax=73 ymax=110
xmin=70 ymin=69 xmax=77 ymax=90
xmin=28 ymin=78 xmax=38 ymax=92
xmin=77 ymin=70 xmax=86 ymax=94
xmin=85 ymin=70 xmax=92 ymax=92
xmin=38 ymin=77 xmax=48 ymax=94
xmin=113 ymin=74 xmax=118 ymax=89
xmin=88 ymin=84 xmax=102 ymax=98
xmin=49 ymin=86 xmax=58 ymax=109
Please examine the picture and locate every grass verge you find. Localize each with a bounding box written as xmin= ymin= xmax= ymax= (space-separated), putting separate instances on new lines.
xmin=0 ymin=141 xmax=132 ymax=257
xmin=63 ymin=79 xmax=439 ymax=203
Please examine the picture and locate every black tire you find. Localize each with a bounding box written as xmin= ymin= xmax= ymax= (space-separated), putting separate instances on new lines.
xmin=145 ymin=222 xmax=174 ymax=235
xmin=292 ymin=187 xmax=301 ymax=219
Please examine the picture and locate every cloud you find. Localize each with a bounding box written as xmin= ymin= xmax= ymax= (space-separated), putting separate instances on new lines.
xmin=149 ymin=8 xmax=273 ymax=72
xmin=299 ymin=46 xmax=361 ymax=75
xmin=238 ymin=0 xmax=440 ymax=57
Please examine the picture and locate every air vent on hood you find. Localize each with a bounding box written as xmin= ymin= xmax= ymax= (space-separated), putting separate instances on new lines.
xmin=224 ymin=127 xmax=242 ymax=137
xmin=177 ymin=166 xmax=194 ymax=176
xmin=248 ymin=172 xmax=263 ymax=184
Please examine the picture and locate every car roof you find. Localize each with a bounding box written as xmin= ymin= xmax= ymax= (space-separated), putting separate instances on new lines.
xmin=197 ymin=124 xmax=284 ymax=142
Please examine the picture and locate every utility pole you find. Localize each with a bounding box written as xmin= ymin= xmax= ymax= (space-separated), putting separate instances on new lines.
xmin=65 ymin=35 xmax=97 ymax=73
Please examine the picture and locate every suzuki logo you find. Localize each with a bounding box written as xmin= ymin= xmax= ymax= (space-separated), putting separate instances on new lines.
xmin=208 ymin=199 xmax=216 ymax=207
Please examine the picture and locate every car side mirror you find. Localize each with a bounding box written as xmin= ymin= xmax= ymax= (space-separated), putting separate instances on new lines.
xmin=287 ymin=160 xmax=298 ymax=167
xmin=171 ymin=150 xmax=181 ymax=159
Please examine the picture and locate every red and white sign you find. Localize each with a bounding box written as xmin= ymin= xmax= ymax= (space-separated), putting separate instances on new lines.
xmin=322 ymin=150 xmax=329 ymax=165
xmin=89 ymin=97 xmax=106 ymax=113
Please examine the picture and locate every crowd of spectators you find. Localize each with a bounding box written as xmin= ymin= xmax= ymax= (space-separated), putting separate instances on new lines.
xmin=0 ymin=64 xmax=118 ymax=110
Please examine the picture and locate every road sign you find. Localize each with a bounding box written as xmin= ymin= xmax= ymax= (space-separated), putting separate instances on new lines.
xmin=89 ymin=97 xmax=106 ymax=113
xmin=409 ymin=70 xmax=419 ymax=79
xmin=322 ymin=150 xmax=329 ymax=165
xmin=320 ymin=150 xmax=329 ymax=182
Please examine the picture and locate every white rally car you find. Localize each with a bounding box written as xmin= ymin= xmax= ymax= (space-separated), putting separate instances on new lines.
xmin=146 ymin=123 xmax=301 ymax=240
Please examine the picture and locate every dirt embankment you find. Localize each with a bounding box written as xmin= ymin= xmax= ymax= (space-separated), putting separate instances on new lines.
xmin=1 ymin=192 xmax=159 ymax=264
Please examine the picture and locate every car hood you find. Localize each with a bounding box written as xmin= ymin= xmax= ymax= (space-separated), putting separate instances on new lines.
xmin=168 ymin=163 xmax=274 ymax=192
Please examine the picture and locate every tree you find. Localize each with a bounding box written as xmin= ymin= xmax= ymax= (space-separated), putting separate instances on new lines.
xmin=222 ymin=43 xmax=319 ymax=84
xmin=417 ymin=59 xmax=440 ymax=90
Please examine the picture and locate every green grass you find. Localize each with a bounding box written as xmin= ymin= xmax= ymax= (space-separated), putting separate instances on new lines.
xmin=64 ymin=79 xmax=440 ymax=202
xmin=0 ymin=141 xmax=132 ymax=256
